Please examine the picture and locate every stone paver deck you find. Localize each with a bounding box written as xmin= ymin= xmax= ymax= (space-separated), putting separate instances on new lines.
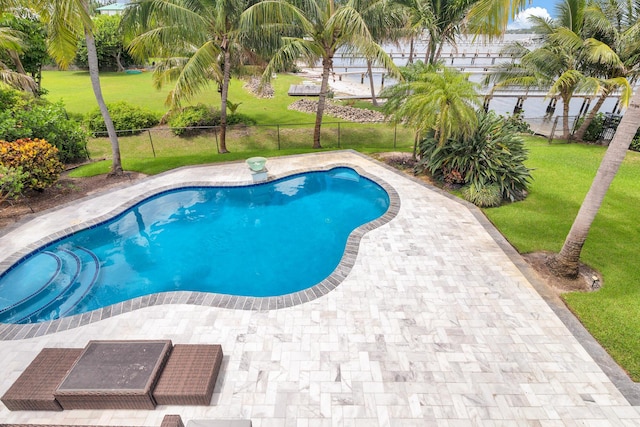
xmin=0 ymin=151 xmax=638 ymax=426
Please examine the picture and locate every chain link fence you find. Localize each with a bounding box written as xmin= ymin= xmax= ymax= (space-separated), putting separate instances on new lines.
xmin=90 ymin=121 xmax=414 ymax=159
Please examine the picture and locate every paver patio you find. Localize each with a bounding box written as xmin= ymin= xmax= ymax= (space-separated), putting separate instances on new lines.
xmin=0 ymin=151 xmax=639 ymax=426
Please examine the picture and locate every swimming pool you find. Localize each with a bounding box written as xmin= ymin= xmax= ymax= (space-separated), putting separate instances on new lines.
xmin=0 ymin=167 xmax=390 ymax=324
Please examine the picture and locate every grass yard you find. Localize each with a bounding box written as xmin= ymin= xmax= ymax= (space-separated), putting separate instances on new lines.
xmin=484 ymin=137 xmax=640 ymax=380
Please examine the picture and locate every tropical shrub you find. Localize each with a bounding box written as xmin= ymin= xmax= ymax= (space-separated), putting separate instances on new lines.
xmin=85 ymin=101 xmax=160 ymax=135
xmin=167 ymin=104 xmax=256 ymax=136
xmin=0 ymin=165 xmax=28 ymax=203
xmin=0 ymin=138 xmax=64 ymax=191
xmin=502 ymin=112 xmax=532 ymax=134
xmin=0 ymin=88 xmax=88 ymax=163
xmin=461 ymin=183 xmax=502 ymax=208
xmin=417 ymin=111 xmax=533 ymax=205
xmin=574 ymin=113 xmax=607 ymax=142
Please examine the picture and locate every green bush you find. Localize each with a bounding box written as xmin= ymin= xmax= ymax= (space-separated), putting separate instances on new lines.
xmin=0 ymin=164 xmax=28 ymax=203
xmin=0 ymin=88 xmax=88 ymax=163
xmin=417 ymin=111 xmax=533 ymax=204
xmin=575 ymin=113 xmax=607 ymax=142
xmin=461 ymin=182 xmax=502 ymax=208
xmin=0 ymin=138 xmax=64 ymax=191
xmin=167 ymin=104 xmax=256 ymax=136
xmin=85 ymin=101 xmax=160 ymax=135
xmin=502 ymin=111 xmax=532 ymax=134
xmin=630 ymin=135 xmax=640 ymax=152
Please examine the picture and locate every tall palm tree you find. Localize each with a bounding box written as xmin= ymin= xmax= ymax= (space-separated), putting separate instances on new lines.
xmin=241 ymin=0 xmax=400 ymax=148
xmin=30 ymin=0 xmax=122 ymax=175
xmin=359 ymin=0 xmax=405 ymax=106
xmin=488 ymin=0 xmax=630 ymax=140
xmin=547 ymin=87 xmax=640 ymax=278
xmin=124 ymin=0 xmax=250 ymax=154
xmin=395 ymin=0 xmax=481 ymax=65
xmin=381 ymin=63 xmax=479 ymax=155
xmin=572 ymin=0 xmax=640 ymax=141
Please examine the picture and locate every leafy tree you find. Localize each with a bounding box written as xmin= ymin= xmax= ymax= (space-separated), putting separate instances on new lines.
xmin=241 ymin=0 xmax=400 ymax=148
xmin=570 ymin=0 xmax=640 ymax=141
xmin=124 ymin=0 xmax=254 ymax=154
xmin=547 ymin=86 xmax=640 ymax=278
xmin=381 ymin=62 xmax=479 ymax=156
xmin=359 ymin=0 xmax=406 ymax=105
xmin=32 ymin=0 xmax=123 ymax=175
xmin=0 ymin=13 xmax=47 ymax=94
xmin=487 ymin=0 xmax=629 ymax=140
xmin=0 ymin=9 xmax=37 ymax=92
xmin=75 ymin=14 xmax=133 ymax=72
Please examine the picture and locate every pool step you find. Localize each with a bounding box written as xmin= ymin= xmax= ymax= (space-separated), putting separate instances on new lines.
xmin=0 ymin=246 xmax=101 ymax=324
xmin=0 ymin=249 xmax=80 ymax=323
xmin=16 ymin=247 xmax=101 ymax=324
xmin=0 ymin=252 xmax=62 ymax=320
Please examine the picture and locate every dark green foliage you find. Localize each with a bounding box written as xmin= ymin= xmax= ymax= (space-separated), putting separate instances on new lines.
xmin=502 ymin=111 xmax=532 ymax=134
xmin=84 ymin=101 xmax=160 ymax=135
xmin=74 ymin=15 xmax=134 ymax=71
xmin=0 ymin=14 xmax=49 ymax=94
xmin=575 ymin=113 xmax=607 ymax=142
xmin=417 ymin=111 xmax=533 ymax=204
xmin=0 ymin=88 xmax=88 ymax=163
xmin=167 ymin=104 xmax=256 ymax=136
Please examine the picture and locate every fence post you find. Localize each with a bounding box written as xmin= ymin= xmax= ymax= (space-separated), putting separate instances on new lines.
xmin=277 ymin=124 xmax=281 ymax=150
xmin=214 ymin=127 xmax=219 ymax=152
xmin=147 ymin=129 xmax=156 ymax=158
xmin=338 ymin=122 xmax=341 ymax=148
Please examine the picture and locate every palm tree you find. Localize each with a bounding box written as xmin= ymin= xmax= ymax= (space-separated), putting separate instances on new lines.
xmin=395 ymin=0 xmax=482 ymax=65
xmin=572 ymin=1 xmax=640 ymax=141
xmin=241 ymin=0 xmax=400 ymax=148
xmin=124 ymin=0 xmax=251 ymax=154
xmin=547 ymin=87 xmax=640 ymax=278
xmin=381 ymin=63 xmax=480 ymax=156
xmin=30 ymin=0 xmax=122 ymax=175
xmin=359 ymin=0 xmax=405 ymax=106
xmin=0 ymin=25 xmax=36 ymax=90
xmin=488 ymin=0 xmax=631 ymax=140
xmin=0 ymin=1 xmax=37 ymax=91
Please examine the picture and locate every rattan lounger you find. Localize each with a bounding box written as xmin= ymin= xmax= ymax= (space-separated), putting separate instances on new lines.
xmin=1 ymin=348 xmax=82 ymax=411
xmin=152 ymin=344 xmax=223 ymax=405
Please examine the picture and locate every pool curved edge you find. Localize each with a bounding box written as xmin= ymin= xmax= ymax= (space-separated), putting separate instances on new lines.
xmin=0 ymin=163 xmax=400 ymax=340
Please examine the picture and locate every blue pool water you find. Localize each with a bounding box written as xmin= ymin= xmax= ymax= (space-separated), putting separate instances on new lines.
xmin=0 ymin=168 xmax=390 ymax=324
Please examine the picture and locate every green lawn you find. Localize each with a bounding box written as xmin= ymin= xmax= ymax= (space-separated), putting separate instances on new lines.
xmin=484 ymin=137 xmax=640 ymax=380
xmin=41 ymin=70 xmax=640 ymax=380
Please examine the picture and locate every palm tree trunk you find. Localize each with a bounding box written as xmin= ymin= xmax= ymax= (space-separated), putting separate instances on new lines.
xmin=366 ymin=59 xmax=378 ymax=107
xmin=314 ymin=55 xmax=332 ymax=149
xmin=573 ymin=93 xmax=607 ymax=142
xmin=408 ymin=37 xmax=414 ymax=64
xmin=8 ymin=50 xmax=26 ymax=75
xmin=218 ymin=46 xmax=231 ymax=154
xmin=547 ymin=89 xmax=640 ymax=278
xmin=561 ymin=94 xmax=571 ymax=140
xmin=84 ymin=28 xmax=122 ymax=175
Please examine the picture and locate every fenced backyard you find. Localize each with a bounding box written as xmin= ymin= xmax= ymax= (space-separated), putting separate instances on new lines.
xmin=87 ymin=121 xmax=415 ymax=161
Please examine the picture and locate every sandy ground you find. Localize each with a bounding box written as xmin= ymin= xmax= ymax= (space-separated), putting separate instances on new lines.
xmin=297 ymin=67 xmax=378 ymax=97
